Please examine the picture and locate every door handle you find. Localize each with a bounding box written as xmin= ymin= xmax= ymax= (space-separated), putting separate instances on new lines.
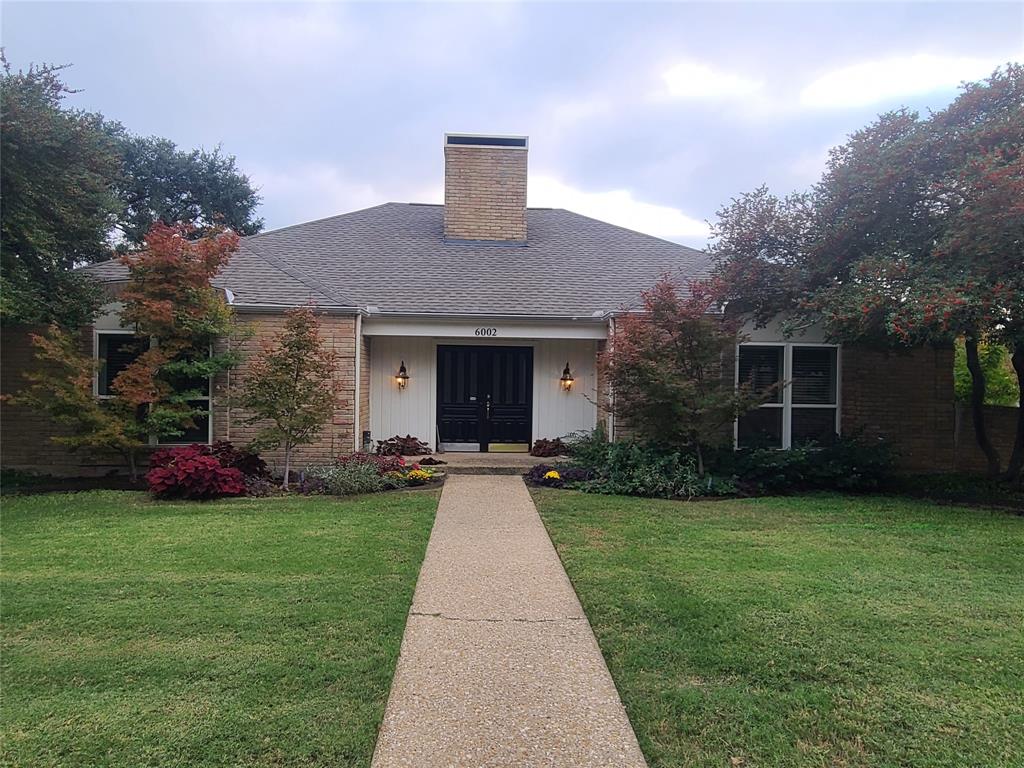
xmin=485 ymin=395 xmax=491 ymax=419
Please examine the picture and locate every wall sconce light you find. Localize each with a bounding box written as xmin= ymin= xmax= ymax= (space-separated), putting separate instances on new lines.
xmin=396 ymin=361 xmax=410 ymax=390
xmin=560 ymin=362 xmax=575 ymax=392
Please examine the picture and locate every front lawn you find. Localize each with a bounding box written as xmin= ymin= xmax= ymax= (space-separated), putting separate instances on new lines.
xmin=534 ymin=490 xmax=1024 ymax=768
xmin=2 ymin=490 xmax=438 ymax=767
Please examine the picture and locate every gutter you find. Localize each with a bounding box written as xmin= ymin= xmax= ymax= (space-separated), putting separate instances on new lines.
xmin=361 ymin=308 xmax=612 ymax=323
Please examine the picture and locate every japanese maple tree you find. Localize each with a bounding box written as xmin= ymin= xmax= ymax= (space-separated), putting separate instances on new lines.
xmin=238 ymin=307 xmax=341 ymax=489
xmin=13 ymin=326 xmax=151 ymax=478
xmin=16 ymin=223 xmax=241 ymax=477
xmin=600 ymin=277 xmax=768 ymax=475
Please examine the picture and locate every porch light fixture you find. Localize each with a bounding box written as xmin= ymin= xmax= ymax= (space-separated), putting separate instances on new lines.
xmin=396 ymin=361 xmax=410 ymax=390
xmin=560 ymin=362 xmax=575 ymax=392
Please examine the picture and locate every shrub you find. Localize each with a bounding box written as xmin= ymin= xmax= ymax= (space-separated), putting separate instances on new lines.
xmin=560 ymin=466 xmax=595 ymax=484
xmin=565 ymin=426 xmax=610 ymax=469
xmin=295 ymin=474 xmax=326 ymax=495
xmin=530 ymin=438 xmax=567 ymax=457
xmin=713 ymin=436 xmax=894 ymax=494
xmin=337 ymin=452 xmax=406 ymax=474
xmin=585 ymin=443 xmax=703 ymax=499
xmin=244 ymin=475 xmax=279 ymax=498
xmin=306 ymin=462 xmax=386 ymax=495
xmin=146 ymin=444 xmax=246 ymax=500
xmin=376 ymin=435 xmax=431 ymax=456
xmin=211 ymin=441 xmax=269 ymax=479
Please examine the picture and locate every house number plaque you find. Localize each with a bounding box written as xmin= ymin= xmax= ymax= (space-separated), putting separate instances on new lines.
xmin=474 ymin=327 xmax=498 ymax=337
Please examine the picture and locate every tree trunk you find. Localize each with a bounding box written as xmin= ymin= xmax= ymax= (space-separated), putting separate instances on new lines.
xmin=282 ymin=443 xmax=292 ymax=491
xmin=695 ymin=443 xmax=705 ymax=477
xmin=964 ymin=335 xmax=1001 ymax=476
xmin=126 ymin=449 xmax=138 ymax=483
xmin=1004 ymin=344 xmax=1024 ymax=482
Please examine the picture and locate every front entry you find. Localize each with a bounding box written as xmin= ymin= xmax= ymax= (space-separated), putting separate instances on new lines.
xmin=437 ymin=345 xmax=533 ymax=452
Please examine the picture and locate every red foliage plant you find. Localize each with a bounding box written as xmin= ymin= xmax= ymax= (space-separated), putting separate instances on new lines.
xmin=336 ymin=452 xmax=406 ymax=474
xmin=146 ymin=444 xmax=245 ymax=500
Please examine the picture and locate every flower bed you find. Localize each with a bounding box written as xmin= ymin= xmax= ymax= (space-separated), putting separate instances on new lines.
xmin=525 ymin=430 xmax=894 ymax=500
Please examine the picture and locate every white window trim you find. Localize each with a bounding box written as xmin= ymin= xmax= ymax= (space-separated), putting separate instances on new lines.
xmin=735 ymin=342 xmax=841 ymax=449
xmin=93 ymin=329 xmax=213 ymax=445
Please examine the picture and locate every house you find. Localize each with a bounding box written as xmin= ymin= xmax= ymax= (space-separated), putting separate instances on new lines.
xmin=1 ymin=134 xmax=960 ymax=475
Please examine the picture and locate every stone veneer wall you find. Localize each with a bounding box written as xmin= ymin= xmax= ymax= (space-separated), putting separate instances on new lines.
xmin=443 ymin=145 xmax=528 ymax=242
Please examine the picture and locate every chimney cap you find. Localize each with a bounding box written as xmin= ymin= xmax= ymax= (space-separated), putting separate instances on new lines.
xmin=445 ymin=133 xmax=528 ymax=150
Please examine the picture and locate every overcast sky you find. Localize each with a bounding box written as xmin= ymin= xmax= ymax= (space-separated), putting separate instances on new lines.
xmin=4 ymin=1 xmax=1022 ymax=247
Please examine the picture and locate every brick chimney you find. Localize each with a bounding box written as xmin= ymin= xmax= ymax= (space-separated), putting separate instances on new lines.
xmin=443 ymin=134 xmax=528 ymax=243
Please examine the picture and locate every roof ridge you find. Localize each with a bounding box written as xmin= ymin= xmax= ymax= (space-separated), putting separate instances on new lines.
xmin=553 ymin=208 xmax=710 ymax=255
xmin=245 ymin=202 xmax=398 ymax=240
xmin=240 ymin=240 xmax=357 ymax=308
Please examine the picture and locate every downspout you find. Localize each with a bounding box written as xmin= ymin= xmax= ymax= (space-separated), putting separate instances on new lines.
xmin=354 ymin=313 xmax=362 ymax=452
xmin=607 ymin=315 xmax=615 ymax=442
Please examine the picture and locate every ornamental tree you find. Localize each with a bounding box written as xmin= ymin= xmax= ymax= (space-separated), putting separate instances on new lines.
xmin=14 ymin=223 xmax=240 ymax=478
xmin=600 ymin=277 xmax=769 ymax=476
xmin=116 ymin=223 xmax=241 ymax=442
xmin=710 ymin=64 xmax=1024 ymax=478
xmin=238 ymin=307 xmax=341 ymax=489
xmin=12 ymin=326 xmax=151 ymax=478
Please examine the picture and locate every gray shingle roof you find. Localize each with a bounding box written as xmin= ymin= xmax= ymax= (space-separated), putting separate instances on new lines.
xmin=81 ymin=203 xmax=712 ymax=316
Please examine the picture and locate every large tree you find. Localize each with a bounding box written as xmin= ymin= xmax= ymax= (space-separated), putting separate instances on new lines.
xmin=107 ymin=129 xmax=263 ymax=247
xmin=1 ymin=56 xmax=263 ymax=327
xmin=0 ymin=57 xmax=120 ymax=327
xmin=710 ymin=64 xmax=1024 ymax=479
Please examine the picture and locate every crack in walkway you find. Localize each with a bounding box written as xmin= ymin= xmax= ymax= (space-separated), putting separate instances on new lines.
xmin=409 ymin=609 xmax=585 ymax=624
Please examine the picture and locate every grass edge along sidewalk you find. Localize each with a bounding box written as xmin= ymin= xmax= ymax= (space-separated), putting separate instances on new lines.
xmin=534 ymin=489 xmax=1024 ymax=768
xmin=2 ymin=490 xmax=439 ymax=768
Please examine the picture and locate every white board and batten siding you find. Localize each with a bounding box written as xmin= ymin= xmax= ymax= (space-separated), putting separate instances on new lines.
xmin=365 ymin=318 xmax=605 ymax=450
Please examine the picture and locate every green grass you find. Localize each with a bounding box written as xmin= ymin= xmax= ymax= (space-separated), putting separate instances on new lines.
xmin=2 ymin=490 xmax=438 ymax=767
xmin=533 ymin=490 xmax=1024 ymax=768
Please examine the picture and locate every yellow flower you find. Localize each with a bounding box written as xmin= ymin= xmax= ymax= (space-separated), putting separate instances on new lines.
xmin=544 ymin=470 xmax=561 ymax=480
xmin=407 ymin=468 xmax=433 ymax=484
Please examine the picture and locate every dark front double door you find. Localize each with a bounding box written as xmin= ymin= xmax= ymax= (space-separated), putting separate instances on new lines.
xmin=437 ymin=345 xmax=533 ymax=452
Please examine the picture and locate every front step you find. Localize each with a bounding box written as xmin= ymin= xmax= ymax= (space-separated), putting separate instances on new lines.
xmin=443 ymin=464 xmax=533 ymax=476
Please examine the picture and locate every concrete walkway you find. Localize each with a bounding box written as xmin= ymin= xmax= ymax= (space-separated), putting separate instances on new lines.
xmin=372 ymin=475 xmax=647 ymax=768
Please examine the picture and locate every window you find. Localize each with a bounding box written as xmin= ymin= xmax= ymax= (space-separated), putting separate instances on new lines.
xmin=736 ymin=344 xmax=839 ymax=449
xmin=96 ymin=332 xmax=147 ymax=396
xmin=95 ymin=331 xmax=212 ymax=444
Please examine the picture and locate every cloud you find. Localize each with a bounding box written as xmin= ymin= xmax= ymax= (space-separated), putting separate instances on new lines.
xmin=248 ymin=163 xmax=390 ymax=227
xmin=219 ymin=5 xmax=354 ymax=67
xmin=658 ymin=59 xmax=764 ymax=102
xmin=529 ymin=174 xmax=710 ymax=246
xmin=799 ymin=53 xmax=1015 ymax=109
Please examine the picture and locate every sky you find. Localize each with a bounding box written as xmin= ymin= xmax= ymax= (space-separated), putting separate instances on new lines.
xmin=3 ymin=1 xmax=1022 ymax=248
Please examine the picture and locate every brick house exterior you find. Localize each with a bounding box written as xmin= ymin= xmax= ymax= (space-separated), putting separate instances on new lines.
xmin=0 ymin=132 xmax=990 ymax=477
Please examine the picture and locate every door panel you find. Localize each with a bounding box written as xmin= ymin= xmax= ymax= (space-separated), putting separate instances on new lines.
xmin=485 ymin=346 xmax=532 ymax=446
xmin=436 ymin=345 xmax=532 ymax=451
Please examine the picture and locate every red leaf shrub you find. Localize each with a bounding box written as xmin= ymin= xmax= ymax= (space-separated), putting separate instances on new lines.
xmin=530 ymin=438 xmax=567 ymax=457
xmin=336 ymin=452 xmax=406 ymax=475
xmin=146 ymin=444 xmax=246 ymax=499
xmin=376 ymin=435 xmax=431 ymax=456
xmin=210 ymin=441 xmax=269 ymax=478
